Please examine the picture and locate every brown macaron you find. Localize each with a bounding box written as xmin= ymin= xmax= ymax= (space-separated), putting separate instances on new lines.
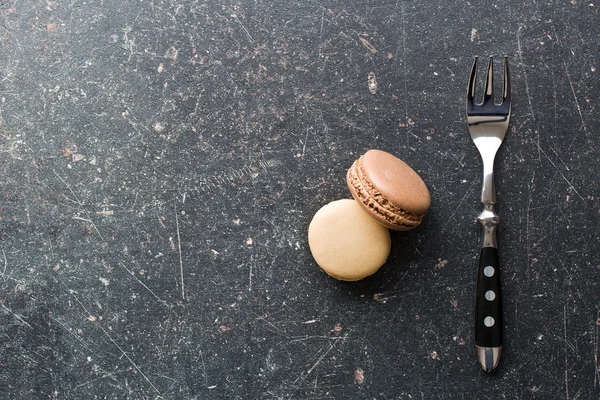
xmin=346 ymin=149 xmax=430 ymax=231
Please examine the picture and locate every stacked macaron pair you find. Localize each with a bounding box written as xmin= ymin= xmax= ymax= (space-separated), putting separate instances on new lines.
xmin=308 ymin=149 xmax=431 ymax=281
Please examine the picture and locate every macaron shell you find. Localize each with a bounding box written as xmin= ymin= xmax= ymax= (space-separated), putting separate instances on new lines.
xmin=308 ymin=199 xmax=391 ymax=281
xmin=361 ymin=149 xmax=430 ymax=215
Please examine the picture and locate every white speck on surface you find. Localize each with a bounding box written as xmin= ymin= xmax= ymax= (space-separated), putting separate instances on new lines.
xmin=471 ymin=28 xmax=477 ymax=42
xmin=164 ymin=46 xmax=179 ymax=62
xmin=354 ymin=368 xmax=365 ymax=384
xmin=153 ymin=122 xmax=165 ymax=133
xmin=368 ymin=72 xmax=378 ymax=94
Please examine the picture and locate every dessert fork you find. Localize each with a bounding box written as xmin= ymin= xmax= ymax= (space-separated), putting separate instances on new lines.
xmin=466 ymin=56 xmax=511 ymax=372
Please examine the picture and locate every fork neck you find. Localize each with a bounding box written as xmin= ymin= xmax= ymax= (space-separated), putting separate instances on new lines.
xmin=478 ymin=157 xmax=499 ymax=248
xmin=479 ymin=150 xmax=497 ymax=205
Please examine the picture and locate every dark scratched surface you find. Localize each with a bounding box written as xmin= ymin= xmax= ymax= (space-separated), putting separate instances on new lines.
xmin=1 ymin=0 xmax=599 ymax=398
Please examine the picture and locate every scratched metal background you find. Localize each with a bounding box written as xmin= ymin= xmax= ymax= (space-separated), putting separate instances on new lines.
xmin=0 ymin=0 xmax=599 ymax=398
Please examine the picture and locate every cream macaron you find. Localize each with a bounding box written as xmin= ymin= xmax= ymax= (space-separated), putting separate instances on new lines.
xmin=308 ymin=199 xmax=391 ymax=281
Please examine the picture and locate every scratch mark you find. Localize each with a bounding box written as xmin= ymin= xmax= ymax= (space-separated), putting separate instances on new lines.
xmin=176 ymin=210 xmax=185 ymax=300
xmin=517 ymin=26 xmax=535 ymax=121
xmin=564 ymin=60 xmax=590 ymax=139
xmin=255 ymin=313 xmax=286 ymax=334
xmin=50 ymin=316 xmax=95 ymax=353
xmin=130 ymin=191 xmax=139 ymax=212
xmin=231 ymin=12 xmax=253 ymax=43
xmin=200 ymin=350 xmax=208 ymax=388
xmin=549 ymin=145 xmax=572 ymax=172
xmin=62 ymin=280 xmax=162 ymax=395
xmin=551 ymin=57 xmax=558 ymax=160
xmin=446 ymin=151 xmax=466 ymax=168
xmin=72 ymin=216 xmax=105 ymax=241
xmin=1 ymin=303 xmax=32 ymax=329
xmin=54 ymin=169 xmax=105 ymax=240
xmin=359 ymin=37 xmax=377 ymax=53
xmin=122 ymin=25 xmax=138 ymax=62
xmin=438 ymin=181 xmax=476 ymax=236
xmin=401 ymin=3 xmax=408 ymax=145
xmin=96 ymin=209 xmax=114 ymax=216
xmin=160 ymin=374 xmax=180 ymax=395
xmin=53 ymin=169 xmax=83 ymax=205
xmin=595 ymin=310 xmax=600 ymax=387
xmin=288 ymin=335 xmax=349 ymax=343
xmin=1 ymin=249 xmax=6 ymax=280
xmin=24 ymin=171 xmax=31 ymax=224
xmin=526 ymin=173 xmax=533 ymax=275
xmin=319 ymin=7 xmax=325 ymax=42
xmin=118 ymin=262 xmax=167 ymax=305
xmin=249 ymin=255 xmax=253 ymax=291
xmin=564 ymin=305 xmax=569 ymax=400
xmin=300 ymin=127 xmax=309 ymax=158
xmin=307 ymin=343 xmax=334 ymax=376
xmin=286 ymin=335 xmax=348 ymax=399
xmin=74 ymin=372 xmax=120 ymax=390
xmin=193 ymin=158 xmax=283 ymax=193
xmin=533 ymin=141 xmax=584 ymax=201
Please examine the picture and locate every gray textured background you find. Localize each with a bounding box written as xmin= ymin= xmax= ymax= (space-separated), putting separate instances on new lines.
xmin=0 ymin=0 xmax=599 ymax=398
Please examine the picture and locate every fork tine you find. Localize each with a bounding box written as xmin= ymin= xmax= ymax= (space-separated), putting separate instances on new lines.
xmin=467 ymin=56 xmax=478 ymax=106
xmin=483 ymin=57 xmax=494 ymax=103
xmin=502 ymin=56 xmax=511 ymax=103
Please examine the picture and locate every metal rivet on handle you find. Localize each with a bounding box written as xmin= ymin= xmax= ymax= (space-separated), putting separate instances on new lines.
xmin=484 ymin=266 xmax=495 ymax=277
xmin=484 ymin=316 xmax=495 ymax=327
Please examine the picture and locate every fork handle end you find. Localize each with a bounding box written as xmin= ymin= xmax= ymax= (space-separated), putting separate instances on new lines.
xmin=476 ymin=345 xmax=502 ymax=372
xmin=474 ymin=247 xmax=503 ymax=371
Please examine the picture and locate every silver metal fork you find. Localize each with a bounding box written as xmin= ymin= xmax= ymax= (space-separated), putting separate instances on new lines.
xmin=466 ymin=56 xmax=511 ymax=372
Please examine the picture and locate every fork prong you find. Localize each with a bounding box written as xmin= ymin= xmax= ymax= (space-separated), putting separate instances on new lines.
xmin=502 ymin=56 xmax=511 ymax=103
xmin=483 ymin=57 xmax=494 ymax=103
xmin=467 ymin=56 xmax=478 ymax=105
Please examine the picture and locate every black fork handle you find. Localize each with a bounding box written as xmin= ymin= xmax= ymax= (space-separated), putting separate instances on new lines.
xmin=474 ymin=247 xmax=503 ymax=371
